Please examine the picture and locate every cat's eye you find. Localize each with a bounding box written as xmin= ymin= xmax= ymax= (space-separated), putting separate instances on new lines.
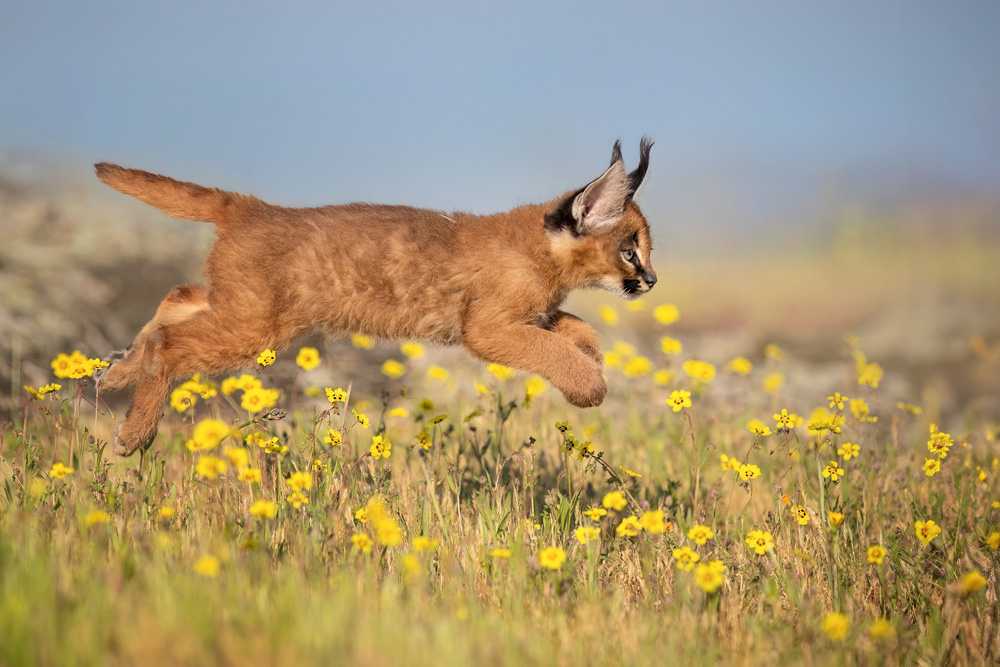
xmin=621 ymin=248 xmax=636 ymax=263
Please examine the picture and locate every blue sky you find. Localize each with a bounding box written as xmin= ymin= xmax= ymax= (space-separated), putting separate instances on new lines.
xmin=2 ymin=1 xmax=998 ymax=241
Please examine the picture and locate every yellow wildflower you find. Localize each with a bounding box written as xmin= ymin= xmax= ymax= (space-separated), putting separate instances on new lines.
xmin=353 ymin=409 xmax=369 ymax=429
xmin=401 ymin=341 xmax=424 ymax=358
xmin=602 ymin=491 xmax=627 ymax=511
xmin=490 ymin=549 xmax=511 ymax=558
xmin=927 ymin=425 xmax=952 ymax=458
xmin=762 ymin=371 xmax=785 ymax=395
xmin=62 ymin=351 xmax=97 ymax=379
xmin=524 ymin=376 xmax=547 ymax=401
xmin=764 ymin=344 xmax=784 ymax=361
xmin=682 ymin=359 xmax=716 ymax=383
xmin=233 ymin=374 xmax=261 ymax=393
xmin=745 ymin=530 xmax=774 ymax=555
xmin=486 ymin=363 xmax=515 ymax=380
xmin=897 ymin=402 xmax=922 ymax=415
xmin=373 ymin=518 xmax=402 ymax=546
xmin=747 ymin=420 xmax=771 ymax=437
xmin=598 ymin=305 xmax=618 ymax=326
xmin=795 ymin=505 xmax=810 ymax=525
xmin=286 ymin=492 xmax=309 ymax=509
xmin=196 ymin=456 xmax=227 ymax=480
xmin=729 ymin=357 xmax=752 ymax=376
xmin=295 ymin=347 xmax=320 ymax=371
xmin=39 ymin=382 xmax=61 ymax=396
xmin=848 ymin=397 xmax=872 ymax=422
xmin=653 ymin=304 xmax=679 ymax=325
xmin=960 ymin=571 xmax=986 ymax=594
xmin=773 ymin=408 xmax=801 ymax=430
xmin=427 ymin=365 xmax=449 ymax=382
xmin=250 ymin=500 xmax=277 ymax=519
xmin=191 ymin=419 xmax=231 ymax=451
xmin=352 ymin=533 xmax=374 ymax=553
xmin=838 ymin=443 xmax=860 ymax=460
xmin=370 ymin=434 xmax=391 ymax=460
xmin=666 ymin=389 xmax=692 ymax=412
xmin=695 ymin=560 xmax=725 ymax=593
xmin=323 ymin=429 xmax=342 ymax=447
xmin=245 ymin=432 xmax=269 ymax=448
xmin=623 ymin=356 xmax=652 ymax=378
xmin=615 ymin=515 xmax=642 ymax=537
xmin=242 ymin=386 xmax=278 ymax=413
xmin=170 ymin=387 xmax=196 ymax=413
xmin=223 ymin=446 xmax=249 ymax=469
xmin=720 ymin=454 xmax=741 ymax=471
xmin=867 ymin=545 xmax=888 ymax=564
xmin=986 ymin=532 xmax=1000 ymax=550
xmin=687 ymin=524 xmax=714 ymax=544
xmin=85 ymin=510 xmax=110 ymax=527
xmin=660 ymin=336 xmax=682 ymax=355
xmin=869 ymin=618 xmax=894 ymax=640
xmin=50 ymin=352 xmax=75 ymax=378
xmin=857 ymin=361 xmax=883 ymax=388
xmin=603 ymin=351 xmax=623 ymax=369
xmin=256 ymin=349 xmax=276 ymax=367
xmin=351 ymin=334 xmax=374 ymax=350
xmin=652 ymin=369 xmax=673 ymax=386
xmin=915 ymin=520 xmax=941 ymax=546
xmin=625 ymin=297 xmax=645 ymax=312
xmin=828 ymin=512 xmax=845 ymax=528
xmin=238 ymin=467 xmax=262 ymax=483
xmin=575 ymin=526 xmax=600 ymax=544
xmin=923 ymin=458 xmax=941 ymax=477
xmin=583 ymin=507 xmax=607 ymax=521
xmin=823 ymin=461 xmax=845 ymax=482
xmin=286 ymin=471 xmax=313 ymax=492
xmin=822 ymin=612 xmax=850 ymax=641
xmin=672 ymin=546 xmax=700 ymax=571
xmin=326 ymin=387 xmax=347 ymax=403
xmin=381 ymin=359 xmax=406 ymax=379
xmin=412 ymin=536 xmax=439 ymax=552
xmin=828 ymin=392 xmax=849 ymax=409
xmin=193 ymin=555 xmax=220 ymax=577
xmin=639 ymin=510 xmax=667 ymax=534
xmin=539 ymin=546 xmax=567 ymax=570
xmin=739 ymin=463 xmax=761 ymax=481
xmin=49 ymin=462 xmax=74 ymax=479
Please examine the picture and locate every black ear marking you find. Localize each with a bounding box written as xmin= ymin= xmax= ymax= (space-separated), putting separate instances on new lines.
xmin=544 ymin=187 xmax=584 ymax=236
xmin=609 ymin=140 xmax=623 ymax=167
xmin=626 ymin=136 xmax=653 ymax=199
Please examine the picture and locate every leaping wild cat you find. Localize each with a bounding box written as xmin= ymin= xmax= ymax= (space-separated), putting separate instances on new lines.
xmin=94 ymin=138 xmax=657 ymax=456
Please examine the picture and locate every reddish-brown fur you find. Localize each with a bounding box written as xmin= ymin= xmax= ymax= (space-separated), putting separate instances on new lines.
xmin=94 ymin=141 xmax=656 ymax=456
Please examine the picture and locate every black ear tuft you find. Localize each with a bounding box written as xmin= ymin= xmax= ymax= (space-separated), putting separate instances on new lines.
xmin=609 ymin=140 xmax=623 ymax=167
xmin=544 ymin=187 xmax=584 ymax=236
xmin=626 ymin=136 xmax=653 ymax=199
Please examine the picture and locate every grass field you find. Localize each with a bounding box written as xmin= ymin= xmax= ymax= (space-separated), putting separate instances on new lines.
xmin=2 ymin=222 xmax=999 ymax=666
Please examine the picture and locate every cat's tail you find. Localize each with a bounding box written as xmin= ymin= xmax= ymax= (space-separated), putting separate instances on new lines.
xmin=94 ymin=162 xmax=259 ymax=227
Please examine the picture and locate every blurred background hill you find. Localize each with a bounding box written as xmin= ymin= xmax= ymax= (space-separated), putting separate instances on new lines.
xmin=2 ymin=1 xmax=999 ymax=417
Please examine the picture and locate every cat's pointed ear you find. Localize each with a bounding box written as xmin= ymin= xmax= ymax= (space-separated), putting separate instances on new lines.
xmin=570 ymin=159 xmax=629 ymax=234
xmin=626 ymin=136 xmax=653 ymax=200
